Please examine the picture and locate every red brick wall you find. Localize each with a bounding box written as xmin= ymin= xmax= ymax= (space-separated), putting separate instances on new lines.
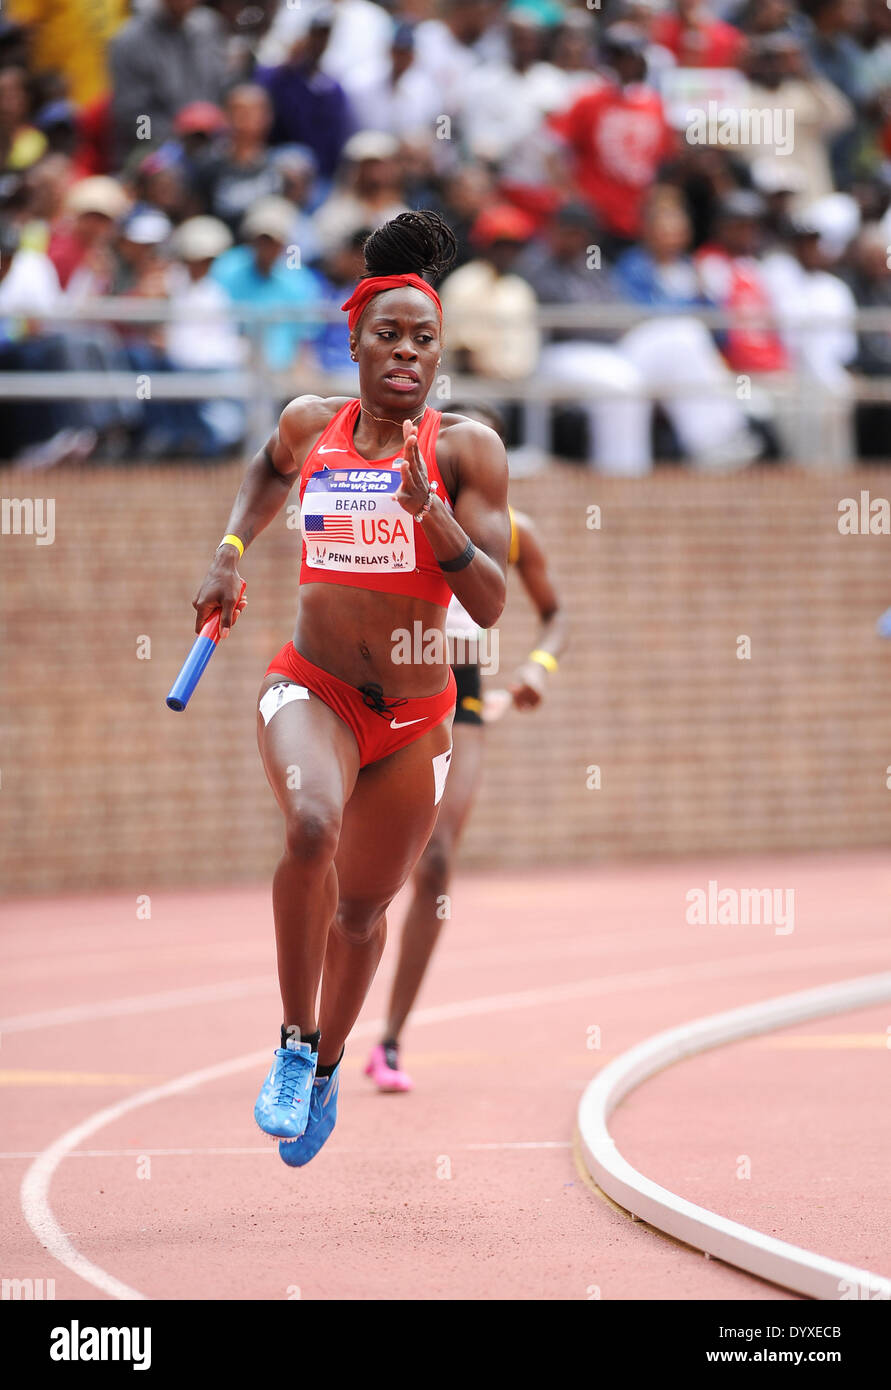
xmin=2 ymin=463 xmax=889 ymax=897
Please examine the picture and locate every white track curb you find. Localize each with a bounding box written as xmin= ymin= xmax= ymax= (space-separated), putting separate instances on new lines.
xmin=577 ymin=972 xmax=891 ymax=1300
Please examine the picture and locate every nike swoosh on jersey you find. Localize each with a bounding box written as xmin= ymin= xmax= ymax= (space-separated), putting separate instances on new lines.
xmin=389 ymin=716 xmax=428 ymax=729
xmin=318 ymin=446 xmax=347 ymax=454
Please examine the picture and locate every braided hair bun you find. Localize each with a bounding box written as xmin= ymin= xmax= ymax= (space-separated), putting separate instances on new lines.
xmin=361 ymin=210 xmax=457 ymax=283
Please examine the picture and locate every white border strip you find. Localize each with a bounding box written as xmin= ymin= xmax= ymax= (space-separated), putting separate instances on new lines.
xmin=578 ymin=971 xmax=891 ymax=1301
xmin=4 ymin=936 xmax=886 ymax=1036
xmin=0 ymin=976 xmax=273 ymax=1035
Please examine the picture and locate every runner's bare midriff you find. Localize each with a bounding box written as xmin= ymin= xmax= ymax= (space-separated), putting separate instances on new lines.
xmin=294 ymin=583 xmax=449 ymax=695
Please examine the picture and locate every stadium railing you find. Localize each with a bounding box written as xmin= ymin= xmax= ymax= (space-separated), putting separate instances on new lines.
xmin=2 ymin=299 xmax=890 ymax=465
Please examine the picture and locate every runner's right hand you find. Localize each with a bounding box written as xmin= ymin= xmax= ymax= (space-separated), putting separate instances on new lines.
xmin=193 ymin=561 xmax=247 ymax=639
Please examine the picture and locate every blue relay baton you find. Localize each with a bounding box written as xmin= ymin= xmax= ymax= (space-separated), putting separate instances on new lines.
xmin=166 ymin=579 xmax=246 ymax=712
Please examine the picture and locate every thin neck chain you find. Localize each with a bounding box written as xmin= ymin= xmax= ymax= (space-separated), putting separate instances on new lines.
xmin=359 ymin=400 xmax=426 ymax=431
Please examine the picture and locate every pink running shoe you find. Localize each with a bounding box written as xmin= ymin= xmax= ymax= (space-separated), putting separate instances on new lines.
xmin=364 ymin=1041 xmax=413 ymax=1093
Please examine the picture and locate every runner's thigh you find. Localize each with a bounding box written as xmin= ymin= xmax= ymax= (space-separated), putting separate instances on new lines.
xmin=257 ymin=673 xmax=359 ymax=820
xmin=335 ymin=719 xmax=454 ymax=902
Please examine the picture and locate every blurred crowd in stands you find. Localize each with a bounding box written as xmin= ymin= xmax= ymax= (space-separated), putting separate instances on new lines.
xmin=1 ymin=0 xmax=891 ymax=468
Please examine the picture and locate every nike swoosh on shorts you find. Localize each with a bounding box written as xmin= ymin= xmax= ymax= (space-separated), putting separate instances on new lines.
xmin=389 ymin=716 xmax=427 ymax=729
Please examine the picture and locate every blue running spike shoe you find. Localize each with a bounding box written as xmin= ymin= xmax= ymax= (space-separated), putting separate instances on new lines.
xmin=278 ymin=1059 xmax=341 ymax=1167
xmin=254 ymin=1037 xmax=318 ymax=1141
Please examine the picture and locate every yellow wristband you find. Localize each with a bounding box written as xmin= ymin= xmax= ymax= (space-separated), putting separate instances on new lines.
xmin=219 ymin=534 xmax=244 ymax=558
xmin=529 ymin=649 xmax=558 ymax=674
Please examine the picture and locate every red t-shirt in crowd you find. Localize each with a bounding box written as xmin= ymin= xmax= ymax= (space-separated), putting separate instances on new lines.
xmin=695 ymin=244 xmax=787 ymax=372
xmin=651 ymin=14 xmax=745 ymax=68
xmin=47 ymin=228 xmax=86 ymax=290
xmin=550 ymin=81 xmax=675 ymax=239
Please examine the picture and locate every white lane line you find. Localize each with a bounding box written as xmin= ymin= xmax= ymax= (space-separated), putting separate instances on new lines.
xmin=5 ymin=1141 xmax=570 ymax=1159
xmin=1 ymin=934 xmax=886 ymax=1035
xmin=19 ymin=1049 xmax=275 ymax=1302
xmin=21 ymin=945 xmax=890 ymax=1302
xmin=577 ymin=970 xmax=891 ymax=1302
xmin=356 ymin=939 xmax=889 ymax=1028
xmin=0 ymin=977 xmax=273 ymax=1035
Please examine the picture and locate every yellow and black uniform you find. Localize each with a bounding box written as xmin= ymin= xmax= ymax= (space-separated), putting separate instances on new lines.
xmin=448 ymin=506 xmax=520 ymax=727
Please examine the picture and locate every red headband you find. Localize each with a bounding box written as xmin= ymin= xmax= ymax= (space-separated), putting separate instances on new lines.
xmin=341 ymin=273 xmax=443 ymax=333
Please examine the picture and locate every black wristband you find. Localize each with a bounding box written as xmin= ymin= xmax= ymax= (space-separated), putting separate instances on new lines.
xmin=438 ymin=539 xmax=476 ymax=572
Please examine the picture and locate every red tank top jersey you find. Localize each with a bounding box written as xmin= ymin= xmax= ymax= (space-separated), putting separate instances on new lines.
xmin=297 ymin=399 xmax=454 ymax=607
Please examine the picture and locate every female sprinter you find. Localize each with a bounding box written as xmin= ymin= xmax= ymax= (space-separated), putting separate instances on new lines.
xmin=364 ymin=402 xmax=567 ymax=1092
xmin=191 ymin=212 xmax=510 ymax=1167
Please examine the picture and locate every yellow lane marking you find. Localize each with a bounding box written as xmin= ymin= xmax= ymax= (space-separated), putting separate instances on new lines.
xmin=340 ymin=1049 xmax=512 ymax=1073
xmin=0 ymin=1053 xmax=561 ymax=1089
xmin=1 ymin=1038 xmax=881 ymax=1092
xmin=758 ymin=1034 xmax=890 ymax=1050
xmin=0 ymin=1070 xmax=156 ymax=1087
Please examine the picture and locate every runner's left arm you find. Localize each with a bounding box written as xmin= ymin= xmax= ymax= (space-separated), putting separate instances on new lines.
xmin=398 ymin=416 xmax=509 ymax=628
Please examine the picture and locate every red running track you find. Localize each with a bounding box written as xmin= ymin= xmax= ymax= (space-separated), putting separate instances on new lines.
xmin=1 ymin=851 xmax=889 ymax=1301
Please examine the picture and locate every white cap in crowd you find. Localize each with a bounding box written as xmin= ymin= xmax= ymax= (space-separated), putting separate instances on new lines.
xmin=342 ymin=131 xmax=399 ymax=164
xmin=241 ymin=197 xmax=296 ymax=244
xmin=66 ymin=176 xmax=131 ymax=221
xmin=172 ymin=216 xmax=233 ymax=262
xmin=121 ymin=208 xmax=172 ymax=245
